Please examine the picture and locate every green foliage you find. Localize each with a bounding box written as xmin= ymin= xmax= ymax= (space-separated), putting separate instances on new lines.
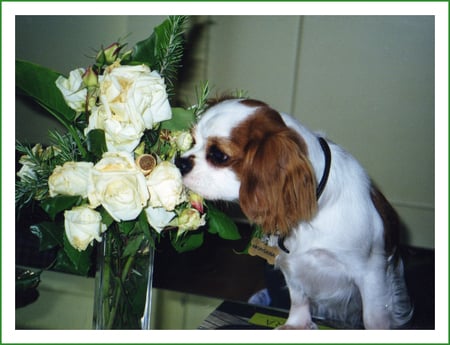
xmin=86 ymin=129 xmax=107 ymax=159
xmin=16 ymin=140 xmax=67 ymax=207
xmin=207 ymin=204 xmax=241 ymax=240
xmin=30 ymin=221 xmax=64 ymax=251
xmin=122 ymin=235 xmax=145 ymax=258
xmin=40 ymin=195 xmax=82 ymax=221
xmin=190 ymin=81 xmax=211 ymax=117
xmin=62 ymin=233 xmax=93 ymax=275
xmin=118 ymin=220 xmax=135 ymax=236
xmin=132 ymin=16 xmax=188 ymax=94
xmin=161 ymin=107 xmax=196 ymax=131
xmin=137 ymin=211 xmax=155 ymax=245
xmin=48 ymin=130 xmax=82 ymax=162
xmin=171 ymin=231 xmax=204 ymax=253
xmin=16 ymin=60 xmax=76 ymax=125
xmin=15 ymin=15 xmax=240 ymax=281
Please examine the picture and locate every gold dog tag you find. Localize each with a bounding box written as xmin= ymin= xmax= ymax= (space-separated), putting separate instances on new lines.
xmin=248 ymin=237 xmax=279 ymax=265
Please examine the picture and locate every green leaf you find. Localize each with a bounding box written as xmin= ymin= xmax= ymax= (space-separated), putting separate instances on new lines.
xmin=16 ymin=60 xmax=76 ymax=124
xmin=118 ymin=221 xmax=135 ymax=236
xmin=132 ymin=29 xmax=158 ymax=69
xmin=86 ymin=129 xmax=107 ymax=158
xmin=30 ymin=221 xmax=64 ymax=250
xmin=137 ymin=211 xmax=155 ymax=245
xmin=132 ymin=16 xmax=187 ymax=93
xmin=53 ymin=247 xmax=92 ymax=276
xmin=207 ymin=205 xmax=241 ymax=240
xmin=142 ymin=128 xmax=160 ymax=148
xmin=132 ymin=16 xmax=185 ymax=70
xmin=122 ymin=235 xmax=144 ymax=258
xmin=61 ymin=233 xmax=93 ymax=276
xmin=40 ymin=195 xmax=82 ymax=220
xmin=99 ymin=207 xmax=114 ymax=228
xmin=161 ymin=107 xmax=196 ymax=131
xmin=171 ymin=232 xmax=204 ymax=253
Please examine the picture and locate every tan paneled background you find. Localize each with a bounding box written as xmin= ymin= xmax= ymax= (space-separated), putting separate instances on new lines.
xmin=16 ymin=15 xmax=435 ymax=248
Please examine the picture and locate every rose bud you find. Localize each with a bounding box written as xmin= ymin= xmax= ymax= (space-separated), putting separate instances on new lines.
xmin=174 ymin=208 xmax=206 ymax=233
xmin=103 ymin=42 xmax=122 ymax=64
xmin=172 ymin=130 xmax=193 ymax=153
xmin=82 ymin=66 xmax=98 ymax=88
xmin=188 ymin=191 xmax=204 ymax=214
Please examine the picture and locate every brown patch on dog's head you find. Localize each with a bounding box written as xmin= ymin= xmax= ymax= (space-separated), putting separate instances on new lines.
xmin=227 ymin=101 xmax=318 ymax=236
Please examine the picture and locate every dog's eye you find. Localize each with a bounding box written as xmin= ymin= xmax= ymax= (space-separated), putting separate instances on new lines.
xmin=207 ymin=145 xmax=229 ymax=165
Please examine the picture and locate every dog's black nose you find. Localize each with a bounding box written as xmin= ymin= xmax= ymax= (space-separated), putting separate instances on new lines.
xmin=175 ymin=156 xmax=193 ymax=176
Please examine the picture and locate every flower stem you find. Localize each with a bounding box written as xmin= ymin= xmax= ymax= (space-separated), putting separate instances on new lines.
xmin=105 ymin=254 xmax=135 ymax=329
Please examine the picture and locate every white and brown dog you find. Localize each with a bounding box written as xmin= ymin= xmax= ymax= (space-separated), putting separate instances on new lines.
xmin=175 ymin=98 xmax=413 ymax=329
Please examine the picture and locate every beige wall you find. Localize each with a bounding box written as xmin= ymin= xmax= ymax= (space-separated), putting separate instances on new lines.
xmin=16 ymin=15 xmax=435 ymax=248
xmin=205 ymin=16 xmax=435 ymax=248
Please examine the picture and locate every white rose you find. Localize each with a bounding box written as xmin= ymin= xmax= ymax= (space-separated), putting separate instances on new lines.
xmin=48 ymin=161 xmax=93 ymax=198
xmin=64 ymin=206 xmax=107 ymax=251
xmin=87 ymin=104 xmax=144 ymax=152
xmin=88 ymin=152 xmax=149 ymax=221
xmin=144 ymin=206 xmax=176 ymax=234
xmin=102 ymin=65 xmax=172 ymax=129
xmin=55 ymin=68 xmax=87 ymax=112
xmin=85 ymin=64 xmax=172 ymax=152
xmin=137 ymin=69 xmax=173 ymax=127
xmin=146 ymin=161 xmax=186 ymax=211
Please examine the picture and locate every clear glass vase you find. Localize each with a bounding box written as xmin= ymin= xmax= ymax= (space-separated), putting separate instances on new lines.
xmin=93 ymin=226 xmax=155 ymax=329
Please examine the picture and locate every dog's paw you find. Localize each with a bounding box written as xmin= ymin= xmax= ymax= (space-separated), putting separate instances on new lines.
xmin=276 ymin=322 xmax=318 ymax=330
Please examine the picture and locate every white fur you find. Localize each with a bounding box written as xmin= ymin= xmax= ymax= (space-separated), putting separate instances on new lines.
xmin=180 ymin=99 xmax=413 ymax=329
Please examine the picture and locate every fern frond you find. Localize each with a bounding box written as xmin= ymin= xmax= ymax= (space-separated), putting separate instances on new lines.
xmin=190 ymin=81 xmax=211 ymax=117
xmin=15 ymin=132 xmax=82 ymax=210
xmin=156 ymin=15 xmax=188 ymax=94
xmin=48 ymin=130 xmax=82 ymax=163
xmin=15 ymin=142 xmax=53 ymax=208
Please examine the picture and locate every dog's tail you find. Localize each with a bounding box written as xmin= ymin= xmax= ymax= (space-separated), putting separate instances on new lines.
xmin=387 ymin=255 xmax=414 ymax=328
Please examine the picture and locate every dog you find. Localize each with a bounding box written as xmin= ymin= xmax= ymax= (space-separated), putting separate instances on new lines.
xmin=175 ymin=98 xmax=413 ymax=329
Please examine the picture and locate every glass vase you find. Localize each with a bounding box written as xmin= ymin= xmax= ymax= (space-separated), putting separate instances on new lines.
xmin=93 ymin=226 xmax=155 ymax=329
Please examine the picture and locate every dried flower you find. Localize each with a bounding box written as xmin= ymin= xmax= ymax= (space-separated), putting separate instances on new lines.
xmin=136 ymin=154 xmax=157 ymax=176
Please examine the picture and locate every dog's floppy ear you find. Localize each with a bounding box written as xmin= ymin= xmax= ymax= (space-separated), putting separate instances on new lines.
xmin=238 ymin=117 xmax=317 ymax=237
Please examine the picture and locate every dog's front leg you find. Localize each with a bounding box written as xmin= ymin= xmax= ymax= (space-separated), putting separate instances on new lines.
xmin=277 ymin=291 xmax=317 ymax=330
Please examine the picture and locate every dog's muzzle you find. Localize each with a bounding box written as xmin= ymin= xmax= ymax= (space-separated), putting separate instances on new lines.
xmin=175 ymin=156 xmax=194 ymax=176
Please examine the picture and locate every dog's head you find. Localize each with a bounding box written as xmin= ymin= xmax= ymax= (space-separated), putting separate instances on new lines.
xmin=176 ymin=98 xmax=317 ymax=235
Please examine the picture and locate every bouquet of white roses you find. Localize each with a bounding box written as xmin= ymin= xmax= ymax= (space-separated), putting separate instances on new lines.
xmin=16 ymin=16 xmax=239 ymax=328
